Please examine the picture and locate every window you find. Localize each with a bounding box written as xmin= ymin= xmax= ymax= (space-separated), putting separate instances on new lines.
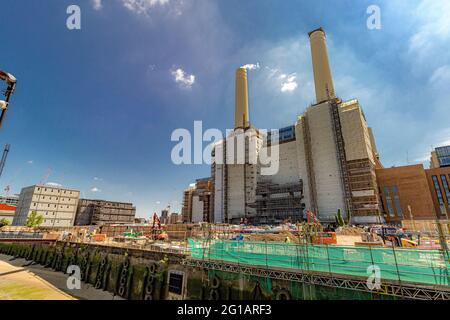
xmin=394 ymin=196 xmax=403 ymax=218
xmin=440 ymin=175 xmax=450 ymax=203
xmin=383 ymin=186 xmax=389 ymax=194
xmin=391 ymin=185 xmax=398 ymax=193
xmin=432 ymin=176 xmax=445 ymax=205
xmin=386 ymin=196 xmax=395 ymax=217
xmin=168 ymin=272 xmax=184 ymax=295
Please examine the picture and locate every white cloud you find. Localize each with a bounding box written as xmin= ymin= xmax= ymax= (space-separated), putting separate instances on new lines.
xmin=27 ymin=160 xmax=33 ymax=164
xmin=430 ymin=65 xmax=450 ymax=84
xmin=409 ymin=0 xmax=450 ymax=51
xmin=265 ymin=66 xmax=280 ymax=78
xmin=91 ymin=0 xmax=103 ymax=10
xmin=121 ymin=0 xmax=170 ymax=14
xmin=241 ymin=63 xmax=260 ymax=70
xmin=156 ymin=201 xmax=161 ymax=204
xmin=46 ymin=182 xmax=62 ymax=187
xmin=405 ymin=0 xmax=450 ymax=75
xmin=280 ymin=74 xmax=298 ymax=92
xmin=91 ymin=187 xmax=101 ymax=192
xmin=171 ymin=68 xmax=195 ymax=88
xmin=93 ymin=177 xmax=103 ymax=181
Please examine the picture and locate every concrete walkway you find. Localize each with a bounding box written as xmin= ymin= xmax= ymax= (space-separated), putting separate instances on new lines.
xmin=0 ymin=254 xmax=123 ymax=300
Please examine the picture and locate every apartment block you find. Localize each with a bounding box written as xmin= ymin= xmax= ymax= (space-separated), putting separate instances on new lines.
xmin=13 ymin=185 xmax=80 ymax=227
xmin=74 ymin=199 xmax=136 ymax=226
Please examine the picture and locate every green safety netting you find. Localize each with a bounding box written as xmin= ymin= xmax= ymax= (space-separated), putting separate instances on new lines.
xmin=188 ymin=239 xmax=450 ymax=286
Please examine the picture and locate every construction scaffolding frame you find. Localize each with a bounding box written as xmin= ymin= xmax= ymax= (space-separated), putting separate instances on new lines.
xmin=182 ymin=258 xmax=450 ymax=300
xmin=248 ymin=181 xmax=304 ymax=224
xmin=301 ymin=116 xmax=318 ymax=214
xmin=329 ymin=99 xmax=353 ymax=218
xmin=186 ymin=238 xmax=450 ymax=300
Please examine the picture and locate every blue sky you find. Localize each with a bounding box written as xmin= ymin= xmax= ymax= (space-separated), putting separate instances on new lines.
xmin=0 ymin=0 xmax=449 ymax=217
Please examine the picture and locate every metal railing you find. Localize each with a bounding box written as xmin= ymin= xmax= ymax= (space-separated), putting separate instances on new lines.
xmin=188 ymin=239 xmax=450 ymax=287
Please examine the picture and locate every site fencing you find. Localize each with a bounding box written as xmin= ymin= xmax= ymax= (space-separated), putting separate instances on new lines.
xmin=0 ymin=231 xmax=44 ymax=240
xmin=188 ymin=239 xmax=450 ymax=287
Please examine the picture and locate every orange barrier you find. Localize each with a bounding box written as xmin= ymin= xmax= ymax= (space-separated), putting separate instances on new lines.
xmin=92 ymin=234 xmax=107 ymax=242
xmin=312 ymin=232 xmax=337 ymax=245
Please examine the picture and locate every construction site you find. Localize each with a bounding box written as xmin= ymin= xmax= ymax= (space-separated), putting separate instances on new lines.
xmin=0 ymin=216 xmax=449 ymax=300
xmin=1 ymin=26 xmax=450 ymax=301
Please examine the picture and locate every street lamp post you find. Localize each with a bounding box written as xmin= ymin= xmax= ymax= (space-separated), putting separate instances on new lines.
xmin=0 ymin=70 xmax=17 ymax=130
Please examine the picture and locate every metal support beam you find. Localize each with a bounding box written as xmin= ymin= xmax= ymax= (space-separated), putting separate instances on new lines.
xmin=182 ymin=258 xmax=450 ymax=300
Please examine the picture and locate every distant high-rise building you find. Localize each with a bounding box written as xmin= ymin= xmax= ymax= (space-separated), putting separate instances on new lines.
xmin=182 ymin=184 xmax=195 ymax=223
xmin=161 ymin=209 xmax=170 ymax=224
xmin=430 ymin=145 xmax=450 ymax=168
xmin=169 ymin=212 xmax=181 ymax=224
xmin=13 ymin=185 xmax=80 ymax=227
xmin=182 ymin=178 xmax=212 ymax=223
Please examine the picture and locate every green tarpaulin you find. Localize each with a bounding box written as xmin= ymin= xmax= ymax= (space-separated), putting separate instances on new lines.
xmin=188 ymin=239 xmax=450 ymax=286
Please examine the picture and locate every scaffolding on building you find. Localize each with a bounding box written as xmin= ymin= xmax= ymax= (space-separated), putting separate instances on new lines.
xmin=329 ymin=99 xmax=353 ymax=220
xmin=248 ymin=181 xmax=304 ymax=224
xmin=301 ymin=116 xmax=319 ymax=215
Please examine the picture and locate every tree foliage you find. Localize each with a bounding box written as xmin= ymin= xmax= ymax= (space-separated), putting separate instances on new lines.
xmin=0 ymin=218 xmax=10 ymax=227
xmin=25 ymin=210 xmax=44 ymax=228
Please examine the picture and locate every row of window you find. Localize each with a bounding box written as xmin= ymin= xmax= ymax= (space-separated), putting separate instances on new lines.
xmin=436 ymin=146 xmax=450 ymax=157
xmin=43 ymin=219 xmax=66 ymax=224
xmin=432 ymin=175 xmax=450 ymax=214
xmin=32 ymin=203 xmax=73 ymax=209
xmin=438 ymin=156 xmax=450 ymax=167
xmin=382 ymin=185 xmax=402 ymax=218
xmin=35 ymin=196 xmax=74 ymax=201
xmin=436 ymin=146 xmax=450 ymax=167
xmin=36 ymin=187 xmax=76 ymax=195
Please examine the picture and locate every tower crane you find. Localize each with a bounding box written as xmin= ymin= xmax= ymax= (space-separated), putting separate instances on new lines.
xmin=0 ymin=144 xmax=10 ymax=180
xmin=39 ymin=168 xmax=52 ymax=185
xmin=0 ymin=70 xmax=17 ymax=130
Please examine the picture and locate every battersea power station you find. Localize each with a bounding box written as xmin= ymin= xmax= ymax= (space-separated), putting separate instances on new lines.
xmin=183 ymin=27 xmax=450 ymax=228
xmin=183 ymin=27 xmax=383 ymax=226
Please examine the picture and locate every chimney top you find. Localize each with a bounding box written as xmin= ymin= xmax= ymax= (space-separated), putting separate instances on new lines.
xmin=308 ymin=27 xmax=325 ymax=38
